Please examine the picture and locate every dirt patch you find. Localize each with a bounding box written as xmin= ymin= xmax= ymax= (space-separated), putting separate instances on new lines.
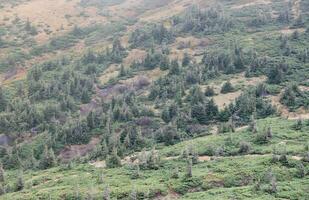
xmin=280 ymin=27 xmax=305 ymax=35
xmin=204 ymin=74 xmax=266 ymax=109
xmin=269 ymin=94 xmax=309 ymax=120
xmin=123 ymin=49 xmax=147 ymax=66
xmin=153 ymin=189 xmax=180 ymax=200
xmin=213 ymin=90 xmax=242 ymax=109
xmin=89 ymin=160 xmax=106 ymax=168
xmin=58 ymin=137 xmax=101 ymax=162
xmin=198 ymin=156 xmax=211 ymax=162
xmin=1 ymin=67 xmax=27 ymax=85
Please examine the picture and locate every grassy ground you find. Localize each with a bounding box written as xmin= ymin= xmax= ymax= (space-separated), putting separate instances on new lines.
xmin=2 ymin=117 xmax=308 ymax=199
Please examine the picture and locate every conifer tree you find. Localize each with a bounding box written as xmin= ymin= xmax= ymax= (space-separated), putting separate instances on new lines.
xmin=40 ymin=146 xmax=56 ymax=169
xmin=106 ymin=148 xmax=121 ymax=168
xmin=103 ymin=185 xmax=110 ymax=200
xmin=16 ymin=172 xmax=24 ymax=191
xmin=186 ymin=158 xmax=193 ymax=178
xmin=0 ymin=162 xmax=4 ymax=182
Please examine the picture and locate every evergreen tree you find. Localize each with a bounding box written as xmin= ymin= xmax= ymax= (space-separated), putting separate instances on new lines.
xmin=103 ymin=185 xmax=110 ymax=200
xmin=40 ymin=145 xmax=56 ymax=169
xmin=16 ymin=172 xmax=24 ymax=191
xmin=87 ymin=111 xmax=95 ymax=129
xmin=161 ymin=107 xmax=171 ymax=123
xmin=221 ymin=81 xmax=234 ymax=94
xmin=204 ymin=86 xmax=215 ymax=97
xmin=106 ymin=149 xmax=121 ymax=168
xmin=169 ymin=60 xmax=180 ymax=75
xmin=0 ymin=87 xmax=7 ymax=112
xmin=0 ymin=163 xmax=4 ymax=182
xmin=119 ymin=65 xmax=126 ymax=77
xmin=130 ymin=188 xmax=137 ymax=200
xmin=182 ymin=52 xmax=191 ymax=66
xmin=267 ymin=66 xmax=284 ymax=84
xmin=186 ymin=158 xmax=193 ymax=178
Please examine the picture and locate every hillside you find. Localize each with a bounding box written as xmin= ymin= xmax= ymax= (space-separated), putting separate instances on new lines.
xmin=0 ymin=0 xmax=308 ymax=199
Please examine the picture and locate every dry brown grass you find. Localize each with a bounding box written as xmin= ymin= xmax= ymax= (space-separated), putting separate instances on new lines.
xmin=0 ymin=0 xmax=107 ymax=44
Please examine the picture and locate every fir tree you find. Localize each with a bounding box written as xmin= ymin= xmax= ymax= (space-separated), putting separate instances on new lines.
xmin=106 ymin=149 xmax=121 ymax=168
xmin=40 ymin=146 xmax=57 ymax=169
xmin=0 ymin=163 xmax=4 ymax=182
xmin=103 ymin=185 xmax=110 ymax=200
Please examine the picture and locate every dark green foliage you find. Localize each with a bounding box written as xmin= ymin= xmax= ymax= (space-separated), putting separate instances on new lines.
xmin=103 ymin=185 xmax=110 ymax=200
xmin=227 ymin=88 xmax=275 ymax=124
xmin=24 ymin=19 xmax=37 ymax=35
xmin=280 ymin=85 xmax=308 ymax=111
xmin=238 ymin=141 xmax=251 ymax=154
xmin=0 ymin=87 xmax=6 ymax=112
xmin=169 ymin=59 xmax=181 ymax=75
xmin=182 ymin=52 xmax=191 ymax=67
xmin=255 ymin=128 xmax=272 ymax=144
xmin=15 ymin=173 xmax=24 ymax=192
xmin=39 ymin=146 xmax=56 ymax=169
xmin=106 ymin=149 xmax=121 ymax=168
xmin=267 ymin=65 xmax=284 ymax=84
xmin=157 ymin=125 xmax=180 ymax=146
xmin=220 ymin=81 xmax=234 ymax=94
xmin=186 ymin=158 xmax=193 ymax=178
xmin=204 ymin=86 xmax=215 ymax=97
xmin=0 ymin=163 xmax=4 ymax=182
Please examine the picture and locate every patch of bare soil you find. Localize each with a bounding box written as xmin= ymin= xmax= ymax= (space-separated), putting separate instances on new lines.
xmin=1 ymin=67 xmax=26 ymax=85
xmin=198 ymin=156 xmax=212 ymax=162
xmin=153 ymin=189 xmax=180 ymax=200
xmin=89 ymin=160 xmax=106 ymax=168
xmin=269 ymin=94 xmax=309 ymax=120
xmin=205 ymin=73 xmax=266 ymax=109
xmin=280 ymin=27 xmax=305 ymax=35
xmin=123 ymin=49 xmax=147 ymax=66
xmin=58 ymin=137 xmax=101 ymax=162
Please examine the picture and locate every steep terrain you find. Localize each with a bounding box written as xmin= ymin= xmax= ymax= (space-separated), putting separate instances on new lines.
xmin=0 ymin=0 xmax=308 ymax=199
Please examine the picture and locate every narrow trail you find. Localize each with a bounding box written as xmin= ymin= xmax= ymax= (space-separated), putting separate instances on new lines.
xmin=89 ymin=153 xmax=304 ymax=168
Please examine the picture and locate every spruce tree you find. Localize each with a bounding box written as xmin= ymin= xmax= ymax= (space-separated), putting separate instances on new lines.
xmin=103 ymin=185 xmax=110 ymax=200
xmin=186 ymin=158 xmax=193 ymax=178
xmin=0 ymin=87 xmax=7 ymax=112
xmin=40 ymin=146 xmax=56 ymax=169
xmin=106 ymin=148 xmax=121 ymax=168
xmin=0 ymin=162 xmax=4 ymax=182
xmin=16 ymin=172 xmax=24 ymax=191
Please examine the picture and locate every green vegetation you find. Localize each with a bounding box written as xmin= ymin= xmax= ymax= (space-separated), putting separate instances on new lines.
xmin=0 ymin=0 xmax=308 ymax=199
xmin=0 ymin=118 xmax=308 ymax=199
